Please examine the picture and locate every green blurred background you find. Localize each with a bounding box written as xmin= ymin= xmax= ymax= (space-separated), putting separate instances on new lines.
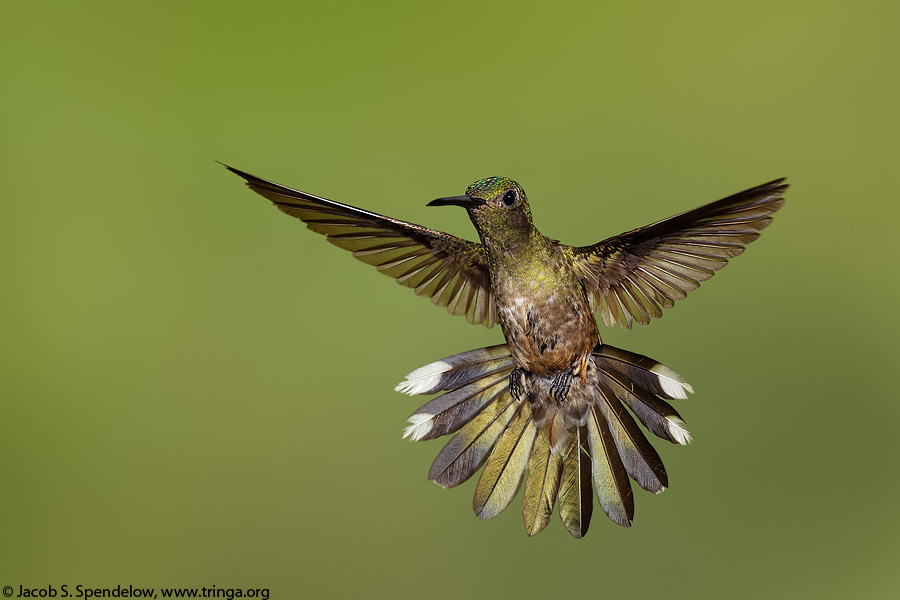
xmin=3 ymin=0 xmax=898 ymax=597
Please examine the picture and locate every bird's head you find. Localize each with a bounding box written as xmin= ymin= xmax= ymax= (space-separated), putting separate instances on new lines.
xmin=428 ymin=177 xmax=534 ymax=249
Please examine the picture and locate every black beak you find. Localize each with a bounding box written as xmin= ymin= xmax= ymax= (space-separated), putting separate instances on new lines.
xmin=427 ymin=195 xmax=485 ymax=208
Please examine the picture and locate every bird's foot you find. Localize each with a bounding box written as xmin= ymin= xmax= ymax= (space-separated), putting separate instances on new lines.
xmin=509 ymin=367 xmax=529 ymax=401
xmin=550 ymin=367 xmax=574 ymax=402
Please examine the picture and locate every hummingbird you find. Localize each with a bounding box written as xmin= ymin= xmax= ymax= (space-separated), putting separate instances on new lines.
xmin=225 ymin=164 xmax=786 ymax=537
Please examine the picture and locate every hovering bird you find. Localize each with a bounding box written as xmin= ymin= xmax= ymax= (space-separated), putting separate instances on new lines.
xmin=225 ymin=164 xmax=786 ymax=537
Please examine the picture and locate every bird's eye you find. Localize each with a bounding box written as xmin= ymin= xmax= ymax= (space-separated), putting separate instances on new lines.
xmin=502 ymin=190 xmax=517 ymax=206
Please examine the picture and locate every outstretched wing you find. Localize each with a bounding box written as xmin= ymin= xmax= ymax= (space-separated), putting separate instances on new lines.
xmin=572 ymin=178 xmax=787 ymax=329
xmin=225 ymin=164 xmax=497 ymax=327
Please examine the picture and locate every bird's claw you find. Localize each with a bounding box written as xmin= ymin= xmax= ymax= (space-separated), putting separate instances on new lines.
xmin=509 ymin=367 xmax=529 ymax=401
xmin=550 ymin=367 xmax=574 ymax=401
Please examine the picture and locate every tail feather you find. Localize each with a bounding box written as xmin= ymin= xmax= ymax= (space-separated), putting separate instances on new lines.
xmin=427 ymin=391 xmax=518 ymax=488
xmin=598 ymin=368 xmax=692 ymax=445
xmin=473 ymin=404 xmax=536 ymax=520
xmin=594 ymin=385 xmax=668 ymax=493
xmin=594 ymin=345 xmax=694 ymax=400
xmin=395 ymin=344 xmax=513 ymax=395
xmin=557 ymin=427 xmax=593 ymax=538
xmin=548 ymin=409 xmax=572 ymax=455
xmin=587 ymin=402 xmax=634 ymax=527
xmin=403 ymin=372 xmax=512 ymax=441
xmin=522 ymin=428 xmax=564 ymax=536
xmin=400 ymin=342 xmax=692 ymax=536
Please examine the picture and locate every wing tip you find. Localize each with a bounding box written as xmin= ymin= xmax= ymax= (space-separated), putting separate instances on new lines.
xmin=754 ymin=177 xmax=789 ymax=202
xmin=218 ymin=161 xmax=251 ymax=180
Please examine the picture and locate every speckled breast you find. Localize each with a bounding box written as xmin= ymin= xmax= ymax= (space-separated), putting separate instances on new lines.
xmin=494 ymin=276 xmax=598 ymax=377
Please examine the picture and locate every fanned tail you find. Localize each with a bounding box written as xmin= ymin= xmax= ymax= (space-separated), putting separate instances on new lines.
xmin=397 ymin=342 xmax=693 ymax=536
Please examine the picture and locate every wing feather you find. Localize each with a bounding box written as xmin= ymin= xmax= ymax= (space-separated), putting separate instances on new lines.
xmin=573 ymin=179 xmax=787 ymax=328
xmin=225 ymin=164 xmax=496 ymax=326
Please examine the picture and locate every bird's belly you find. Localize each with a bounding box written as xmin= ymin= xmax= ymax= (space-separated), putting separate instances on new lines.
xmin=498 ymin=293 xmax=597 ymax=376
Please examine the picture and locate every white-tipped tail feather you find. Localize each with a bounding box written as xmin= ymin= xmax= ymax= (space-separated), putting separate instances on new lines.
xmin=665 ymin=416 xmax=693 ymax=445
xmin=395 ymin=360 xmax=451 ymax=395
xmin=402 ymin=412 xmax=434 ymax=441
xmin=650 ymin=364 xmax=695 ymax=400
xmin=395 ymin=344 xmax=516 ymax=396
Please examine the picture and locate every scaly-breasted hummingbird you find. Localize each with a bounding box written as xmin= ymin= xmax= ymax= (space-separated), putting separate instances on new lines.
xmin=225 ymin=165 xmax=786 ymax=537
